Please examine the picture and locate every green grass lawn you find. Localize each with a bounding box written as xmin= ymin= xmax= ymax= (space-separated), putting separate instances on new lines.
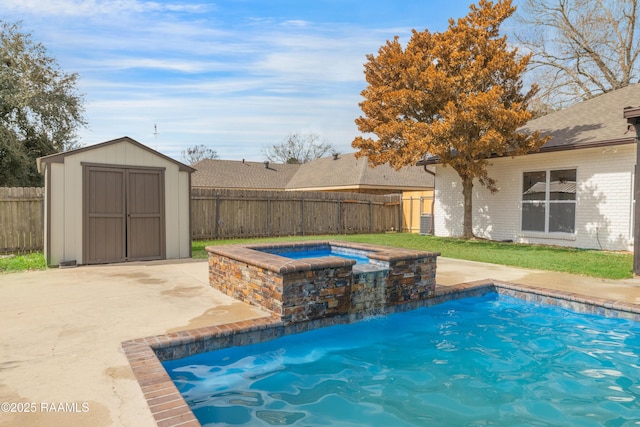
xmin=2 ymin=233 xmax=634 ymax=279
xmin=194 ymin=233 xmax=634 ymax=280
xmin=0 ymin=253 xmax=48 ymax=273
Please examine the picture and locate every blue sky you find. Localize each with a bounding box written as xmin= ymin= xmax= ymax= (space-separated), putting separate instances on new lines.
xmin=2 ymin=0 xmax=503 ymax=162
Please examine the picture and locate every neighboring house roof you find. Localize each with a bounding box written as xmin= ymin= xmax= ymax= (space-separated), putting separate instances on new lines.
xmin=191 ymin=153 xmax=433 ymax=190
xmin=523 ymin=181 xmax=577 ymax=196
xmin=285 ymin=153 xmax=433 ymax=191
xmin=190 ymin=159 xmax=301 ymax=189
xmin=522 ymin=83 xmax=640 ymax=152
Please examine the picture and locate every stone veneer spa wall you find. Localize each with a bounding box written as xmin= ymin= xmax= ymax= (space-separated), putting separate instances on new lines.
xmin=206 ymin=241 xmax=440 ymax=324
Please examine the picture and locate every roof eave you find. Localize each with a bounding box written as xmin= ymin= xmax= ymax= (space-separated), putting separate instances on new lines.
xmin=416 ymin=137 xmax=636 ymax=166
xmin=287 ymin=183 xmax=432 ymax=192
xmin=623 ymin=106 xmax=640 ymax=120
xmin=536 ymin=137 xmax=635 ymax=153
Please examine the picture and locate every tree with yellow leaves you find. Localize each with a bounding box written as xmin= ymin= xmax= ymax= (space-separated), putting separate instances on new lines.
xmin=352 ymin=0 xmax=549 ymax=239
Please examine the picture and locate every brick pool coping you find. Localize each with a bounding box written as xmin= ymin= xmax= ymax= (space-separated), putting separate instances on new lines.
xmin=206 ymin=240 xmax=439 ymax=273
xmin=121 ymin=280 xmax=640 ymax=427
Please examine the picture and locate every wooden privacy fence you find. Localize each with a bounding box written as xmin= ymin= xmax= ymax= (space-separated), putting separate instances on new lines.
xmin=191 ymin=188 xmax=402 ymax=240
xmin=0 ymin=187 xmax=403 ymax=252
xmin=0 ymin=187 xmax=44 ymax=253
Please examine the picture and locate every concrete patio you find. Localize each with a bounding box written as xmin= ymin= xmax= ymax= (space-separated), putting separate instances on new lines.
xmin=1 ymin=257 xmax=639 ymax=426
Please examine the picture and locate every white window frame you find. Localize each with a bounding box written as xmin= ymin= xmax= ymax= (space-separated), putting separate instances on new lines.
xmin=521 ymin=168 xmax=577 ymax=235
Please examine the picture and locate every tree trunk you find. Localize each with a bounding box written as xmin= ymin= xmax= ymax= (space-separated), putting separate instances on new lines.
xmin=462 ymin=175 xmax=474 ymax=239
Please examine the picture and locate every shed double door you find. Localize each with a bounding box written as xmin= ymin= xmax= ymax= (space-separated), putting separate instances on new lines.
xmin=84 ymin=166 xmax=165 ymax=264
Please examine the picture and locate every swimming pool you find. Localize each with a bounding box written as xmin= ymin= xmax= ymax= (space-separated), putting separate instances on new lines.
xmin=162 ymin=293 xmax=640 ymax=426
xmin=122 ymin=281 xmax=640 ymax=426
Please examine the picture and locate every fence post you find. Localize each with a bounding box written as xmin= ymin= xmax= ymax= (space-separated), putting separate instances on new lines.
xmin=301 ymin=198 xmax=305 ymax=236
xmin=410 ymin=197 xmax=414 ymax=233
xmin=398 ymin=198 xmax=402 ymax=233
xmin=215 ymin=192 xmax=220 ymax=239
xmin=369 ymin=200 xmax=373 ymax=233
xmin=338 ymin=199 xmax=342 ymax=234
xmin=267 ymin=195 xmax=271 ymax=237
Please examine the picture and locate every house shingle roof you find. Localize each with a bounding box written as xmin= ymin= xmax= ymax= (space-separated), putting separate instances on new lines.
xmin=191 ymin=153 xmax=433 ymax=191
xmin=418 ymin=83 xmax=640 ymax=167
xmin=522 ymin=83 xmax=640 ymax=150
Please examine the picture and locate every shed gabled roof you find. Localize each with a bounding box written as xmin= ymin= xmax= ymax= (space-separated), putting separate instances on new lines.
xmin=36 ymin=136 xmax=195 ymax=173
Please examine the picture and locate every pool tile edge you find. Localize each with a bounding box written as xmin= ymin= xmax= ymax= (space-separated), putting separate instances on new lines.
xmin=122 ymin=315 xmax=281 ymax=427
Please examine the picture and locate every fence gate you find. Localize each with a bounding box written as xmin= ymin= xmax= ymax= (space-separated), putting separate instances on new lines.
xmin=402 ymin=191 xmax=434 ymax=234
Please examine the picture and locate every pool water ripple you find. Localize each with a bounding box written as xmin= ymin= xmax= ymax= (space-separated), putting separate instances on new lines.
xmin=163 ymin=294 xmax=640 ymax=426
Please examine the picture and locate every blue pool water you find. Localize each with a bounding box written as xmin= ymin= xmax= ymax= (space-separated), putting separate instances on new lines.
xmin=275 ymin=248 xmax=370 ymax=264
xmin=163 ymin=294 xmax=640 ymax=426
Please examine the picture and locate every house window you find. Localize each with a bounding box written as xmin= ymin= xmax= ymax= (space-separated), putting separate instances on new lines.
xmin=522 ymin=169 xmax=576 ymax=233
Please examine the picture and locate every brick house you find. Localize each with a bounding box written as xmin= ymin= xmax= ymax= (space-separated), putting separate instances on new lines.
xmin=425 ymin=84 xmax=640 ymax=251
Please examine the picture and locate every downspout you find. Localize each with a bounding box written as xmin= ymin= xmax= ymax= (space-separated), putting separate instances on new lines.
xmin=633 ymin=131 xmax=640 ymax=276
xmin=624 ymin=107 xmax=640 ymax=276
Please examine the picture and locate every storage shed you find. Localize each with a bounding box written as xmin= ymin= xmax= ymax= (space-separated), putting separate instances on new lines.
xmin=37 ymin=136 xmax=195 ymax=267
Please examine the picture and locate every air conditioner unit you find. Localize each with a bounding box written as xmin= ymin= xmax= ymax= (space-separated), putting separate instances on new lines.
xmin=420 ymin=214 xmax=433 ymax=235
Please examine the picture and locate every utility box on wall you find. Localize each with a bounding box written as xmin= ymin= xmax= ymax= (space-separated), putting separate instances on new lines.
xmin=37 ymin=137 xmax=195 ymax=266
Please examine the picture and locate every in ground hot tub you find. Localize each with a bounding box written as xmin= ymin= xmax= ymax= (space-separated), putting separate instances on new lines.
xmin=261 ymin=243 xmax=374 ymax=264
xmin=206 ymin=241 xmax=439 ymax=324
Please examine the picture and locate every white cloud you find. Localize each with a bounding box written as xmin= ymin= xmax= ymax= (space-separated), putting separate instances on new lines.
xmin=3 ymin=0 xmax=430 ymax=161
xmin=2 ymin=0 xmax=212 ymax=17
xmin=97 ymin=57 xmax=222 ymax=73
xmin=78 ymin=88 xmax=363 ymax=160
xmin=281 ymin=20 xmax=311 ymax=28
